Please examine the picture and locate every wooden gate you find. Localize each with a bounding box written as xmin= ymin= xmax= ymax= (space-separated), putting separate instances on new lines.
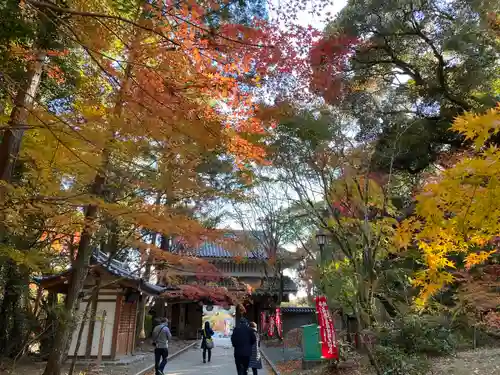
xmin=116 ymin=300 xmax=137 ymax=356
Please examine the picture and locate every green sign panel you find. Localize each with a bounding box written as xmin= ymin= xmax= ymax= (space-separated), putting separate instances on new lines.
xmin=301 ymin=324 xmax=321 ymax=361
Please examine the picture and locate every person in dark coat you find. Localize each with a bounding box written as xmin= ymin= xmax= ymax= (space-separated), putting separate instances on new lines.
xmin=231 ymin=318 xmax=256 ymax=375
xmin=249 ymin=322 xmax=262 ymax=375
xmin=200 ymin=321 xmax=214 ymax=363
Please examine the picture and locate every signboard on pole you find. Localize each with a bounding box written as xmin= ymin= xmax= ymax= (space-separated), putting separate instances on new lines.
xmin=315 ymin=296 xmax=338 ymax=360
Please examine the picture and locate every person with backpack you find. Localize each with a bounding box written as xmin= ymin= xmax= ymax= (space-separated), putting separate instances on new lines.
xmin=152 ymin=317 xmax=172 ymax=375
xmin=200 ymin=321 xmax=215 ymax=363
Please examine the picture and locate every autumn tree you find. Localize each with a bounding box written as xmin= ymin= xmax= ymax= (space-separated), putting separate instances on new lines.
xmin=0 ymin=0 xmax=327 ymax=371
xmin=272 ymin=109 xmax=410 ymax=315
xmin=0 ymin=0 xmax=82 ymax=356
xmin=396 ymin=105 xmax=500 ymax=307
xmin=318 ymin=0 xmax=499 ymax=174
xmin=264 ymin=105 xmax=436 ymax=374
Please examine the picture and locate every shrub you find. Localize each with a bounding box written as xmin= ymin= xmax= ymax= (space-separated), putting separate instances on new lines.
xmin=372 ymin=314 xmax=458 ymax=375
xmin=373 ymin=344 xmax=430 ymax=375
xmin=376 ymin=314 xmax=457 ymax=356
xmin=336 ymin=331 xmax=359 ymax=362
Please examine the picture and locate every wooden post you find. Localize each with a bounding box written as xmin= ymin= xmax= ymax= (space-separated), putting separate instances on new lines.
xmin=85 ymin=278 xmax=101 ymax=358
xmin=130 ymin=302 xmax=137 ymax=354
xmin=96 ymin=310 xmax=107 ymax=367
xmin=110 ymin=294 xmax=123 ymax=359
xmin=178 ymin=303 xmax=186 ymax=339
xmin=166 ymin=303 xmax=173 ymax=324
xmin=125 ymin=304 xmax=131 ymax=355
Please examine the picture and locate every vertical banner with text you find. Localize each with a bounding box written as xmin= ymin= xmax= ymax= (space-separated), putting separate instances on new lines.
xmin=275 ymin=307 xmax=282 ymax=338
xmin=260 ymin=311 xmax=267 ymax=333
xmin=315 ymin=296 xmax=338 ymax=360
xmin=268 ymin=314 xmax=275 ymax=337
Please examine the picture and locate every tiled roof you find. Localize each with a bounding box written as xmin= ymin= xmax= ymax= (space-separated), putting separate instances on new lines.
xmin=281 ymin=306 xmax=316 ymax=313
xmin=172 ymin=231 xmax=299 ymax=262
xmin=172 ymin=231 xmax=269 ymax=259
xmin=93 ymin=251 xmax=165 ymax=294
xmin=195 ymin=241 xmax=267 ymax=259
xmin=33 ymin=250 xmax=165 ymax=296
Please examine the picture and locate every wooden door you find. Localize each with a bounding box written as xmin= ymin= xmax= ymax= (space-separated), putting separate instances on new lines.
xmin=116 ymin=301 xmax=137 ymax=356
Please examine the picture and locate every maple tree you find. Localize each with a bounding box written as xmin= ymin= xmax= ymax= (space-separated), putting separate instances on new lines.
xmin=0 ymin=0 xmax=337 ymax=370
xmin=396 ymin=105 xmax=500 ymax=307
xmin=268 ymin=110 xmax=404 ymax=320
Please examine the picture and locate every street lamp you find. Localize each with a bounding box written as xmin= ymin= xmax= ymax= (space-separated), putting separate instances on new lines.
xmin=315 ymin=230 xmax=327 ymax=263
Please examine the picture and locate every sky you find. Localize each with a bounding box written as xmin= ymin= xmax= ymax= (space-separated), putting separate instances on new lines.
xmin=270 ymin=0 xmax=347 ymax=30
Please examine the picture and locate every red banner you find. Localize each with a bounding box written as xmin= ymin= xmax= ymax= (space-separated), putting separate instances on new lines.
xmin=315 ymin=295 xmax=338 ymax=359
xmin=268 ymin=314 xmax=275 ymax=337
xmin=275 ymin=307 xmax=282 ymax=338
xmin=260 ymin=311 xmax=267 ymax=333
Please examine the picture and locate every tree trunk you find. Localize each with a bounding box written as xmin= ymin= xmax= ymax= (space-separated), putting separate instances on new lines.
xmin=0 ymin=263 xmax=16 ymax=354
xmin=136 ymin=245 xmax=155 ymax=342
xmin=42 ymin=26 xmax=138 ymax=374
xmin=40 ymin=291 xmax=58 ymax=359
xmin=9 ymin=272 xmax=29 ymax=356
xmin=42 ymin=210 xmax=97 ymax=375
xmin=0 ymin=49 xmax=47 ymax=358
xmin=0 ymin=263 xmax=30 ymax=357
xmin=0 ymin=49 xmax=46 ymax=182
xmin=85 ymin=278 xmax=101 ymax=358
xmin=68 ymin=299 xmax=92 ymax=375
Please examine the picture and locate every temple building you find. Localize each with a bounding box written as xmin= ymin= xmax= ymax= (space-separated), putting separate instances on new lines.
xmin=34 ymin=231 xmax=299 ymax=359
xmin=154 ymin=231 xmax=299 ymax=339
xmin=35 ymin=251 xmax=164 ymax=359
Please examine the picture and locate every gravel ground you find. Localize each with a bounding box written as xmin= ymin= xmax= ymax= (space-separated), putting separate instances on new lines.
xmin=428 ymin=347 xmax=500 ymax=375
xmin=261 ymin=346 xmax=500 ymax=375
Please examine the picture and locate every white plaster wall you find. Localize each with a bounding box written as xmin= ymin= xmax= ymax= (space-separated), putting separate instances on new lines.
xmin=90 ymin=301 xmax=116 ymax=356
xmin=68 ymin=301 xmax=90 ymax=356
xmin=68 ymin=296 xmax=117 ymax=357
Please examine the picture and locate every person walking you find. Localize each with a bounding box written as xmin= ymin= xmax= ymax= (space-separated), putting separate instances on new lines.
xmin=201 ymin=321 xmax=214 ymax=363
xmin=231 ymin=318 xmax=256 ymax=375
xmin=249 ymin=322 xmax=262 ymax=375
xmin=152 ymin=317 xmax=172 ymax=375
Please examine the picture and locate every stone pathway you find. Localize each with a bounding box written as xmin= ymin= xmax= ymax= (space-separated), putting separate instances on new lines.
xmin=163 ymin=346 xmax=270 ymax=375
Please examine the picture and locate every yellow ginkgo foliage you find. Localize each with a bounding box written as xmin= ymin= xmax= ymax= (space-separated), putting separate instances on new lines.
xmin=396 ymin=104 xmax=500 ymax=307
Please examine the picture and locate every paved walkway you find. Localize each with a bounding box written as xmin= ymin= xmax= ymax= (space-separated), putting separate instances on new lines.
xmin=163 ymin=346 xmax=269 ymax=375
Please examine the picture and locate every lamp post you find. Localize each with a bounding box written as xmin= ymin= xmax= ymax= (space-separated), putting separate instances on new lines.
xmin=315 ymin=230 xmax=327 ymax=264
xmin=315 ymin=229 xmax=328 ymax=297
